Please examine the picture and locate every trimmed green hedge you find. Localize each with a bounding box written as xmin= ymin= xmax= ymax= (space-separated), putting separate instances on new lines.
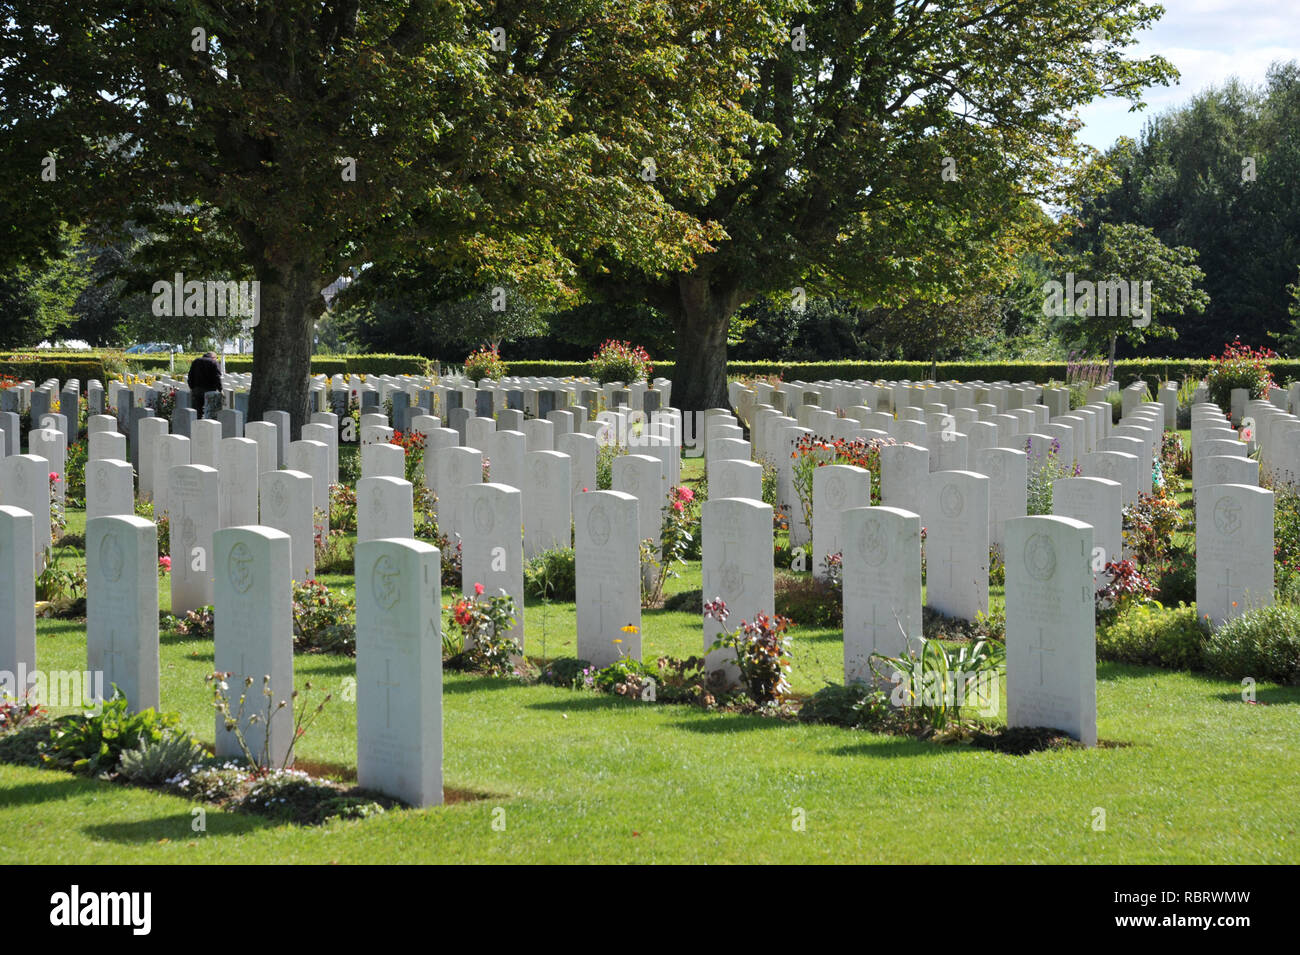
xmin=1 ymin=352 xmax=433 ymax=380
xmin=0 ymin=354 xmax=109 ymax=390
xmin=5 ymin=353 xmax=1297 ymax=389
xmin=125 ymin=353 xmax=434 ymax=376
xmin=508 ymin=358 xmax=1300 ymax=387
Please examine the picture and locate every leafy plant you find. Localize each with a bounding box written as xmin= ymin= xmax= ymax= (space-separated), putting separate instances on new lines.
xmin=870 ymin=636 xmax=1004 ymax=733
xmin=1122 ymin=488 xmax=1185 ymax=568
xmin=447 ymin=585 xmax=521 ymax=677
xmin=773 ymin=569 xmax=841 ymax=627
xmin=1096 ymin=559 xmax=1159 ymax=622
xmin=1097 ymin=601 xmax=1208 ymax=670
xmin=589 ymin=339 xmax=652 ymax=384
xmin=175 ymin=606 xmax=215 ymax=640
xmin=1025 ymin=436 xmax=1076 ymax=515
xmin=798 ymin=683 xmax=898 ymax=730
xmin=208 ymin=673 xmax=332 ymax=775
xmin=117 ymin=731 xmax=208 ymax=785
xmin=524 ymin=547 xmax=577 ymax=601
xmin=642 ymin=486 xmax=697 ymax=607
xmin=704 ymin=598 xmax=794 ymax=703
xmin=0 ymin=692 xmax=44 ymax=733
xmin=328 ymin=482 xmax=358 ymax=531
xmin=292 ymin=579 xmax=356 ymax=655
xmin=464 ymin=345 xmax=506 ymax=383
xmin=1205 ymin=338 xmax=1277 ymax=409
xmin=1202 ymin=604 xmax=1300 ymax=685
xmin=40 ymin=691 xmax=183 ymax=776
xmin=595 ymin=442 xmax=627 ymax=490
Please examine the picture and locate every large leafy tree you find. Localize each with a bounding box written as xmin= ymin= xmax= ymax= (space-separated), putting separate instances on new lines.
xmin=1 ymin=0 xmax=786 ymax=431
xmin=0 ymin=224 xmax=90 ymax=349
xmin=1075 ymin=62 xmax=1300 ymax=356
xmin=1051 ymin=221 xmax=1209 ymax=373
xmin=579 ymin=2 xmax=1176 ymax=409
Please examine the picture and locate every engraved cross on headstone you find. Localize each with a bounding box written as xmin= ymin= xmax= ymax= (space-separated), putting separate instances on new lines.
xmin=866 ymin=605 xmax=897 ymax=652
xmin=1218 ymin=568 xmax=1241 ymax=611
xmin=1029 ymin=628 xmax=1055 ymax=686
xmin=378 ymin=659 xmax=400 ymax=730
xmin=101 ymin=629 xmax=124 ymax=692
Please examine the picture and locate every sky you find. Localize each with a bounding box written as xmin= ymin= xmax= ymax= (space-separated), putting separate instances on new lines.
xmin=1076 ymin=0 xmax=1300 ymax=152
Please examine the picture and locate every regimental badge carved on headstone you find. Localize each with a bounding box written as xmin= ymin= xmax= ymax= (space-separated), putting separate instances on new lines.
xmin=1023 ymin=532 xmax=1057 ymax=582
xmin=474 ymin=496 xmax=495 ymax=536
xmin=587 ymin=504 xmax=611 ymax=546
xmin=826 ymin=475 xmax=846 ymax=507
xmin=1213 ymin=495 xmax=1242 ymax=536
xmin=940 ymin=483 xmax=964 ymax=519
xmin=227 ymin=541 xmax=255 ymax=593
xmin=858 ymin=515 xmax=887 ymax=567
xmin=99 ymin=532 xmax=124 ymax=583
xmin=372 ymin=554 xmax=401 ymax=612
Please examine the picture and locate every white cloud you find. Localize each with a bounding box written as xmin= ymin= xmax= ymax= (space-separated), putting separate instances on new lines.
xmin=1076 ymin=0 xmax=1300 ymax=150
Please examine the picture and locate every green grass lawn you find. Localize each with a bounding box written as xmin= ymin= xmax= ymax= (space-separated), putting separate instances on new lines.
xmin=4 ymin=442 xmax=1299 ymax=863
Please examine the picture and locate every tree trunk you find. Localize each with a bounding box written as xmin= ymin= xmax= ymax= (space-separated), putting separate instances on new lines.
xmin=672 ymin=272 xmax=741 ymax=413
xmin=248 ymin=264 xmax=323 ymax=439
xmin=1107 ymin=333 xmax=1118 ymax=381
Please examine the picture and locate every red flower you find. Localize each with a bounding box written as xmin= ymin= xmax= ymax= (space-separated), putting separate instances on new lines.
xmin=474 ymin=582 xmax=485 ymax=595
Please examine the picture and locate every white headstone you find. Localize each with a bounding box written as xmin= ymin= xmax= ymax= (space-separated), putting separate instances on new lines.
xmin=925 ymin=470 xmax=990 ymax=621
xmin=214 ymin=526 xmax=295 ymax=766
xmin=0 ymin=454 xmax=52 ymax=569
xmin=355 ymin=537 xmax=443 ymax=808
xmin=523 ymin=450 xmax=572 ymax=558
xmin=842 ymin=505 xmax=922 ymax=684
xmin=85 ymin=459 xmax=135 ymax=521
xmin=218 ymin=437 xmax=260 ymax=528
xmin=811 ymin=464 xmax=870 ymax=578
xmin=459 ymin=483 xmax=525 ymax=646
xmin=167 ymin=464 xmax=220 ymax=615
xmin=1052 ymin=476 xmax=1122 ymax=588
xmin=1005 ymin=515 xmax=1096 ymax=746
xmin=1196 ymin=484 xmax=1274 ymax=628
xmin=575 ymin=490 xmax=641 ymax=668
xmin=86 ymin=515 xmax=159 ymax=713
xmin=702 ymin=498 xmax=774 ymax=682
xmin=357 ymin=476 xmax=415 ymax=543
xmin=259 ymin=469 xmax=316 ymax=581
xmin=0 ymin=506 xmax=36 ymax=697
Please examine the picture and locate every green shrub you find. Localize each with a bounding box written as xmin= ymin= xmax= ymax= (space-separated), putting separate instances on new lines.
xmin=292 ymin=579 xmax=356 ymax=655
xmin=464 ymin=346 xmax=506 ymax=383
xmin=595 ymin=443 xmax=625 ymax=490
xmin=524 ymin=547 xmax=577 ymax=601
xmin=1155 ymin=548 xmax=1196 ymax=605
xmin=1204 ymin=340 xmax=1277 ymax=409
xmin=773 ymin=571 xmax=840 ymax=627
xmin=40 ymin=693 xmax=183 ymax=776
xmin=798 ymin=683 xmax=896 ymax=730
xmin=589 ymin=340 xmax=653 ymax=384
xmin=1097 ymin=602 xmax=1208 ymax=670
xmin=1203 ymin=605 xmax=1300 ymax=685
xmin=538 ymin=657 xmax=594 ymax=689
xmin=116 ymin=731 xmax=208 ymax=784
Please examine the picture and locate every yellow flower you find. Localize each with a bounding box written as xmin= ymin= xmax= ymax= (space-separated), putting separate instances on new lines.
xmin=612 ymin=638 xmax=623 ymax=644
xmin=621 ymin=624 xmax=639 ymax=634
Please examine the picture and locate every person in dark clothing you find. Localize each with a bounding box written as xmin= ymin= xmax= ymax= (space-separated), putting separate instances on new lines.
xmin=187 ymin=352 xmax=223 ymax=419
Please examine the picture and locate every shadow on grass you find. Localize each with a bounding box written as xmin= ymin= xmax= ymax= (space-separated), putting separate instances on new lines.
xmin=295 ymin=658 xmax=357 ymax=677
xmin=1210 ymin=686 xmax=1300 ymax=705
xmin=83 ymin=810 xmax=275 ymax=844
xmin=823 ymin=736 xmax=953 ymax=759
xmin=0 ymin=775 xmax=102 ymax=807
xmin=669 ymin=713 xmax=791 ymax=734
xmin=526 ymin=695 xmax=640 ymax=713
xmin=443 ymin=675 xmax=526 ymax=694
